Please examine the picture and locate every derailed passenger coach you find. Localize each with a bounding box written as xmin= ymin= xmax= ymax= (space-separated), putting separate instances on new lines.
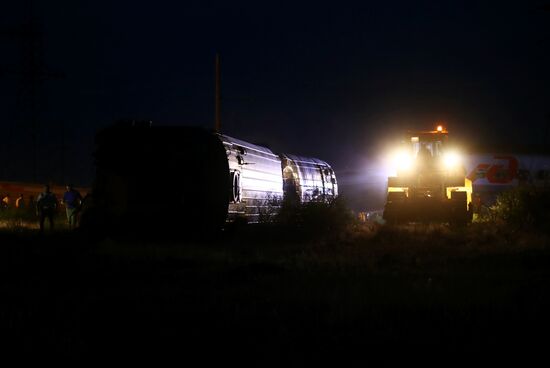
xmin=281 ymin=154 xmax=337 ymax=202
xmin=222 ymin=134 xmax=284 ymax=222
xmin=86 ymin=124 xmax=337 ymax=233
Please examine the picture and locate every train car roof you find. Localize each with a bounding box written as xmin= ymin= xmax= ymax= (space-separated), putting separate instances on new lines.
xmin=218 ymin=133 xmax=279 ymax=157
xmin=281 ymin=153 xmax=332 ymax=168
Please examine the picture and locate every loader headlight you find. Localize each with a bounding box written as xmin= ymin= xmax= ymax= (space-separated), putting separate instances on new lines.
xmin=392 ymin=150 xmax=414 ymax=172
xmin=443 ymin=151 xmax=461 ymax=169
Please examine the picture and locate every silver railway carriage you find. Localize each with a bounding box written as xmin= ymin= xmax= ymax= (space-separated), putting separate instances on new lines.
xmin=220 ymin=134 xmax=284 ymax=222
xmin=281 ymin=154 xmax=338 ymax=202
xmin=87 ymin=124 xmax=337 ymax=233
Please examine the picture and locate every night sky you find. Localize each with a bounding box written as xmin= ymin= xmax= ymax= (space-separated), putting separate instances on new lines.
xmin=1 ymin=1 xmax=549 ymax=208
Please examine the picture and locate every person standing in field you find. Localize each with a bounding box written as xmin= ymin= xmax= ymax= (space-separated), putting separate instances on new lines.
xmin=36 ymin=185 xmax=58 ymax=233
xmin=62 ymin=184 xmax=82 ymax=229
xmin=28 ymin=195 xmax=35 ymax=214
xmin=16 ymin=194 xmax=25 ymax=210
xmin=2 ymin=194 xmax=10 ymax=209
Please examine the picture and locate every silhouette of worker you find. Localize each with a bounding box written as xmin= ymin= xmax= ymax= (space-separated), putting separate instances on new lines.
xmin=416 ymin=145 xmax=433 ymax=172
xmin=16 ymin=194 xmax=25 ymax=210
xmin=28 ymin=195 xmax=35 ymax=215
xmin=473 ymin=193 xmax=482 ymax=214
xmin=62 ymin=184 xmax=83 ymax=229
xmin=36 ymin=185 xmax=58 ymax=233
xmin=1 ymin=194 xmax=10 ymax=210
xmin=417 ymin=145 xmax=432 ymax=160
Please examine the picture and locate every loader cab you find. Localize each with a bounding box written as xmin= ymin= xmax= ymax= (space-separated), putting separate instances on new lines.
xmin=408 ymin=127 xmax=448 ymax=172
xmin=409 ymin=129 xmax=447 ymax=159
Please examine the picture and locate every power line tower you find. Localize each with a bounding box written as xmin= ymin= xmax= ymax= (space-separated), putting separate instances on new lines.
xmin=0 ymin=0 xmax=63 ymax=181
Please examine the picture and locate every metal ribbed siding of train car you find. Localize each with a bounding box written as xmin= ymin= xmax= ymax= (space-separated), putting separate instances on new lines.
xmin=219 ymin=134 xmax=284 ymax=223
xmin=280 ymin=154 xmax=338 ymax=202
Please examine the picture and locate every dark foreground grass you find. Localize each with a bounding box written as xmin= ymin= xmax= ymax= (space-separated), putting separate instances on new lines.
xmin=1 ymin=223 xmax=550 ymax=364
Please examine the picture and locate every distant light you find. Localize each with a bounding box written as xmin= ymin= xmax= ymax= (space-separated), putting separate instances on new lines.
xmin=411 ymin=136 xmax=419 ymax=142
xmin=437 ymin=125 xmax=443 ymax=132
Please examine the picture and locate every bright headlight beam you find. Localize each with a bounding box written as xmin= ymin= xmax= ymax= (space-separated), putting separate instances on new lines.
xmin=393 ymin=150 xmax=413 ymax=171
xmin=443 ymin=151 xmax=461 ymax=168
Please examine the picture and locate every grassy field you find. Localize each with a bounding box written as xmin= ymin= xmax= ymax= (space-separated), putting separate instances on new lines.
xmin=1 ymin=221 xmax=549 ymax=364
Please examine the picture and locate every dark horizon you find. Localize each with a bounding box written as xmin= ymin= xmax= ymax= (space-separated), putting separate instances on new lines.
xmin=1 ymin=0 xmax=549 ymax=187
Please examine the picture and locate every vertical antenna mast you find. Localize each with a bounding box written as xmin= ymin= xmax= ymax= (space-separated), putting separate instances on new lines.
xmin=215 ymin=53 xmax=221 ymax=132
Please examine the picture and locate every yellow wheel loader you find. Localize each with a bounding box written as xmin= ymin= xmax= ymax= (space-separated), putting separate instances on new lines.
xmin=383 ymin=125 xmax=472 ymax=224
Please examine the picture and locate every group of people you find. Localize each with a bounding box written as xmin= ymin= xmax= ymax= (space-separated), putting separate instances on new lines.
xmin=36 ymin=184 xmax=83 ymax=232
xmin=1 ymin=184 xmax=83 ymax=233
xmin=1 ymin=193 xmax=32 ymax=210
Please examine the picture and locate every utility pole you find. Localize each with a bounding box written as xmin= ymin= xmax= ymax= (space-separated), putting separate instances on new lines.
xmin=215 ymin=53 xmax=221 ymax=133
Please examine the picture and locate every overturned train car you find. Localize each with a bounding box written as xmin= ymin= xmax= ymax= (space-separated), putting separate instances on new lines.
xmin=85 ymin=125 xmax=337 ymax=233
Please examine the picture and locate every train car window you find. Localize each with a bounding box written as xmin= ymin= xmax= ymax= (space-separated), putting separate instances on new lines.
xmin=230 ymin=171 xmax=241 ymax=203
xmin=331 ymin=178 xmax=336 ymax=184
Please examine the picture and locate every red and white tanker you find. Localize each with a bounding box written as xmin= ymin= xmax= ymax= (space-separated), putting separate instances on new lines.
xmin=464 ymin=154 xmax=550 ymax=205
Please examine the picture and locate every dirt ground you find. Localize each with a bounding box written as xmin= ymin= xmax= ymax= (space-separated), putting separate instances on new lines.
xmin=1 ymin=223 xmax=549 ymax=364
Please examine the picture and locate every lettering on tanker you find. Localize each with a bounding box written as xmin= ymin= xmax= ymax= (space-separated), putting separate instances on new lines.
xmin=467 ymin=156 xmax=519 ymax=184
